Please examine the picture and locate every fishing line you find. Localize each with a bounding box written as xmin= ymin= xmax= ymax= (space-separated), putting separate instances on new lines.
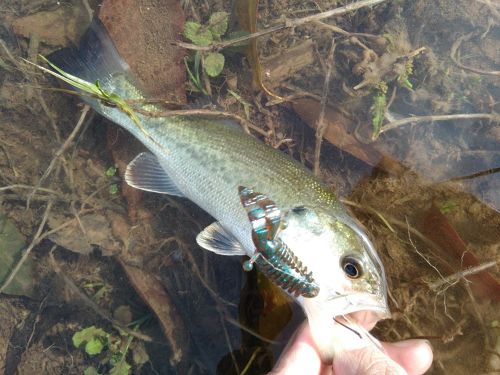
xmin=333 ymin=317 xmax=362 ymax=339
xmin=342 ymin=314 xmax=384 ymax=351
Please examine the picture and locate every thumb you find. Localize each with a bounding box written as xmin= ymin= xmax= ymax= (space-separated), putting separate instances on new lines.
xmin=333 ymin=339 xmax=433 ymax=375
xmin=333 ymin=343 xmax=407 ymax=375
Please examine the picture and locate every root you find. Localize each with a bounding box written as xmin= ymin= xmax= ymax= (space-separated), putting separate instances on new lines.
xmin=451 ymin=32 xmax=500 ymax=77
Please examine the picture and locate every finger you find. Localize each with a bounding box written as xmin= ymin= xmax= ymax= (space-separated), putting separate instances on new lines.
xmin=382 ymin=340 xmax=433 ymax=375
xmin=268 ymin=323 xmax=326 ymax=375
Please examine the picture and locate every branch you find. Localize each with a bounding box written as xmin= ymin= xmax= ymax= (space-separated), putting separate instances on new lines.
xmin=178 ymin=0 xmax=389 ymax=52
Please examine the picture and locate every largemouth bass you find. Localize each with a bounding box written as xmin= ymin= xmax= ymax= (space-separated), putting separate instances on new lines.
xmin=49 ymin=19 xmax=390 ymax=360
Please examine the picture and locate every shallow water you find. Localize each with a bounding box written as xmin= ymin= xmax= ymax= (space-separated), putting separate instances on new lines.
xmin=0 ymin=0 xmax=498 ymax=374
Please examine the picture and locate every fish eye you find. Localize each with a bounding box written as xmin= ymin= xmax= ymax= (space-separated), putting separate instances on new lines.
xmin=341 ymin=256 xmax=363 ymax=279
xmin=291 ymin=205 xmax=308 ymax=215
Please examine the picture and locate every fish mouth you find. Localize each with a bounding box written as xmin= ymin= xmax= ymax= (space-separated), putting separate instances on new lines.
xmin=327 ymin=292 xmax=391 ymax=321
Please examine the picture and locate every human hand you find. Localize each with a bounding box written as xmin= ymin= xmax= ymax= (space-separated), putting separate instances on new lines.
xmin=269 ymin=318 xmax=433 ymax=375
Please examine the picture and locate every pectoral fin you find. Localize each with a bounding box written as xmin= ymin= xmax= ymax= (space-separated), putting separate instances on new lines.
xmin=125 ymin=152 xmax=184 ymax=196
xmin=196 ymin=222 xmax=246 ymax=256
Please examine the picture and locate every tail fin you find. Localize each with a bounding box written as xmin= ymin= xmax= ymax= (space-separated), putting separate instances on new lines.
xmin=48 ymin=18 xmax=132 ymax=94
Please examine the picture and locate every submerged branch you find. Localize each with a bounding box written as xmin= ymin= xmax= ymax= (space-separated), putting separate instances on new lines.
xmin=428 ymin=261 xmax=498 ymax=291
xmin=380 ymin=113 xmax=498 ymax=134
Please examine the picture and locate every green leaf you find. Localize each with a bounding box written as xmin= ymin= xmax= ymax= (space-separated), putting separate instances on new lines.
xmin=369 ymin=83 xmax=388 ymax=141
xmin=0 ymin=214 xmax=35 ymax=297
xmin=84 ymin=367 xmax=100 ymax=375
xmin=204 ymin=52 xmax=225 ymax=77
xmin=72 ymin=326 xmax=108 ymax=350
xmin=184 ymin=21 xmax=213 ymax=46
xmin=28 ymin=56 xmax=142 ymax=127
xmin=109 ymin=184 xmax=119 ymax=195
xmin=105 ymin=166 xmax=117 ymax=177
xmin=85 ymin=338 xmax=105 ymax=355
xmin=440 ymin=201 xmax=458 ymax=214
xmin=208 ymin=11 xmax=229 ymax=38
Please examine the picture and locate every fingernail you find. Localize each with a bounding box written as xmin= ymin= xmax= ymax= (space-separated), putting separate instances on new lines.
xmin=392 ymin=339 xmax=431 ymax=348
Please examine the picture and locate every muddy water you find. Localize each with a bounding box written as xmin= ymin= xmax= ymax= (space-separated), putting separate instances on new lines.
xmin=0 ymin=0 xmax=498 ymax=374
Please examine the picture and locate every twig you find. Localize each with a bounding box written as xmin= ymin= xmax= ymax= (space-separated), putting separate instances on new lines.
xmin=219 ymin=314 xmax=240 ymax=374
xmin=428 ymin=261 xmax=498 ymax=291
xmin=178 ymin=0 xmax=389 ymax=52
xmin=313 ymin=37 xmax=336 ymax=176
xmin=463 ymin=281 xmax=490 ymax=346
xmin=240 ymin=347 xmax=261 ymax=375
xmin=80 ymin=0 xmax=93 ymax=21
xmin=225 ymin=316 xmax=280 ymax=345
xmin=0 ymin=39 xmax=22 ymax=68
xmin=132 ymin=107 xmax=268 ymax=137
xmin=27 ymin=105 xmax=91 ymax=208
xmin=451 ymin=33 xmax=500 ymax=77
xmin=0 ymin=184 xmax=60 ymax=195
xmin=380 ymin=113 xmax=498 ymax=134
xmin=0 ymin=200 xmax=53 ymax=293
xmin=313 ymin=21 xmax=381 ymax=40
xmin=342 ymin=199 xmax=396 ymax=233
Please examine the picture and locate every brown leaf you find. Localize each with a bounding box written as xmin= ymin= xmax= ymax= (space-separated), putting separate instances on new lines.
xmin=423 ymin=204 xmax=500 ymax=301
xmin=11 ymin=6 xmax=89 ymax=47
xmin=47 ymin=212 xmax=122 ymax=256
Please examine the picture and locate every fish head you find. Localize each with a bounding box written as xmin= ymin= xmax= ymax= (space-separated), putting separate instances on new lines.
xmin=278 ymin=205 xmax=390 ymax=321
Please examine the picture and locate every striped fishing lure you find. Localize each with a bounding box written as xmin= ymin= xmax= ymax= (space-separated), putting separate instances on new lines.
xmin=238 ymin=186 xmax=320 ymax=298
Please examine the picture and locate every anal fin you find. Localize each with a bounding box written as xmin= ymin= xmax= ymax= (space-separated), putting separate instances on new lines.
xmin=125 ymin=152 xmax=184 ymax=197
xmin=196 ymin=222 xmax=246 ymax=256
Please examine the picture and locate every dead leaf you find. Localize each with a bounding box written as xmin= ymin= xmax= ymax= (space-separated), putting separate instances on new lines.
xmin=47 ymin=213 xmax=122 ymax=256
xmin=293 ymin=97 xmax=406 ymax=175
xmin=11 ymin=6 xmax=89 ymax=47
xmin=423 ymin=203 xmax=500 ymax=301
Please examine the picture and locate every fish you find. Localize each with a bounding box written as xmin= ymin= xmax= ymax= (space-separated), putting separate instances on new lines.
xmin=48 ymin=18 xmax=390 ymax=360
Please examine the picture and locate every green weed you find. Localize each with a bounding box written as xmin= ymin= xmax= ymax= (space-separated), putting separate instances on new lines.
xmin=183 ymin=11 xmax=229 ymax=83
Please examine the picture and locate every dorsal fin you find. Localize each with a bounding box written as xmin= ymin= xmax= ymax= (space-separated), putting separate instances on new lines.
xmin=124 ymin=152 xmax=184 ymax=196
xmin=196 ymin=222 xmax=246 ymax=256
